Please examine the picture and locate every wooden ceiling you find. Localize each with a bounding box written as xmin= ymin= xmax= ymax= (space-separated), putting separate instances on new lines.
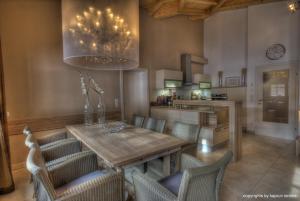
xmin=140 ymin=0 xmax=286 ymax=20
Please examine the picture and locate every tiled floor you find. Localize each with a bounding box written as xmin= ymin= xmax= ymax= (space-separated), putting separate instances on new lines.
xmin=0 ymin=168 xmax=33 ymax=201
xmin=1 ymin=134 xmax=299 ymax=201
xmin=212 ymin=134 xmax=300 ymax=201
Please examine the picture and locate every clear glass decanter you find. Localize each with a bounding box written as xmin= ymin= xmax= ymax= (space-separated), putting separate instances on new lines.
xmin=96 ymin=94 xmax=106 ymax=127
xmin=83 ymin=96 xmax=94 ymax=125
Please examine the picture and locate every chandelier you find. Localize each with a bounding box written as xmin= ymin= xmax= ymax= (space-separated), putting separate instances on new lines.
xmin=62 ymin=0 xmax=139 ymax=70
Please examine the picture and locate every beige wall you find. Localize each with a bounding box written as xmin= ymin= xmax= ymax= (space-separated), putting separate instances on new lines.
xmin=0 ymin=0 xmax=121 ymax=167
xmin=140 ymin=9 xmax=204 ymax=101
xmin=0 ymin=0 xmax=121 ymax=121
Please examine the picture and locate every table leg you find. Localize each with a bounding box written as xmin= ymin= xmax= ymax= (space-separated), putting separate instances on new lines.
xmin=163 ymin=155 xmax=171 ymax=176
xmin=174 ymin=151 xmax=181 ymax=173
xmin=143 ymin=163 xmax=148 ymax=173
xmin=116 ymin=167 xmax=126 ymax=201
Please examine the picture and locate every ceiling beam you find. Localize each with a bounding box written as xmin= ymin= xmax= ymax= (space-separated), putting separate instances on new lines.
xmin=153 ymin=12 xmax=179 ymax=18
xmin=141 ymin=0 xmax=287 ymax=20
xmin=189 ymin=14 xmax=209 ymax=20
xmin=218 ymin=0 xmax=286 ymax=12
xmin=210 ymin=0 xmax=227 ymax=14
xmin=149 ymin=0 xmax=175 ymax=16
xmin=178 ymin=10 xmax=206 ymax=15
xmin=187 ymin=0 xmax=218 ymax=6
xmin=177 ymin=7 xmax=208 ymax=15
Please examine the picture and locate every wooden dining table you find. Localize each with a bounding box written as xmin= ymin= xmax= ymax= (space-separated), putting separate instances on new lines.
xmin=66 ymin=122 xmax=188 ymax=176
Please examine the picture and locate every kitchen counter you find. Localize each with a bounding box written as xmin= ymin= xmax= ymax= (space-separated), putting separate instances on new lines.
xmin=151 ymin=105 xmax=215 ymax=113
xmin=151 ymin=99 xmax=242 ymax=161
xmin=172 ymin=99 xmax=240 ymax=106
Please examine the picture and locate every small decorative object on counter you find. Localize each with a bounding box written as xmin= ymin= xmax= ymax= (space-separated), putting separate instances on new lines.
xmin=241 ymin=68 xmax=247 ymax=86
xmin=296 ymin=135 xmax=300 ymax=157
xmin=218 ymin=71 xmax=223 ymax=87
xmin=191 ymin=91 xmax=199 ymax=100
xmin=108 ymin=122 xmax=127 ymax=133
xmin=80 ymin=73 xmax=106 ymax=127
xmin=88 ymin=75 xmax=106 ymax=127
xmin=172 ymin=91 xmax=177 ymax=101
xmin=80 ymin=74 xmax=94 ymax=125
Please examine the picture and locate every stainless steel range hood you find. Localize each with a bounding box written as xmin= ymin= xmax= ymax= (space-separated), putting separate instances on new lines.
xmin=181 ymin=54 xmax=208 ymax=85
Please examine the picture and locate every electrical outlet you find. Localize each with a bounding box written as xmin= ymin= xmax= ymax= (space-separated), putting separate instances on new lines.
xmin=6 ymin=112 xmax=10 ymax=117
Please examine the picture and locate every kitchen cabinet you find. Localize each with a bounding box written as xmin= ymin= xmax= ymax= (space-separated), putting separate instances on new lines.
xmin=156 ymin=69 xmax=183 ymax=89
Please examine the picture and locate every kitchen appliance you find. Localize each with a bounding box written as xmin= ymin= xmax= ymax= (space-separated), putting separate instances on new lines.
xmin=212 ymin=93 xmax=228 ymax=100
xmin=199 ymin=82 xmax=211 ymax=89
xmin=156 ymin=69 xmax=183 ymax=89
xmin=181 ymin=54 xmax=208 ymax=86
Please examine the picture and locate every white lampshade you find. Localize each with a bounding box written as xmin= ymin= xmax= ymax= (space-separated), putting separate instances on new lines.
xmin=62 ymin=0 xmax=139 ymax=70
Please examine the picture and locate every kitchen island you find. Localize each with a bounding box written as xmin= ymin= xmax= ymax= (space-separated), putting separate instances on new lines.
xmin=151 ymin=100 xmax=242 ymax=161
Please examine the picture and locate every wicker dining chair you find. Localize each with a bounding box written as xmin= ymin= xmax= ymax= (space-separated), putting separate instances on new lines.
xmin=27 ymin=146 xmax=124 ymax=201
xmin=23 ymin=126 xmax=76 ymax=151
xmin=147 ymin=121 xmax=201 ymax=179
xmin=25 ymin=133 xmax=81 ymax=163
xmin=132 ymin=115 xmax=145 ymax=128
xmin=133 ymin=151 xmax=233 ymax=201
xmin=143 ymin=117 xmax=166 ymax=133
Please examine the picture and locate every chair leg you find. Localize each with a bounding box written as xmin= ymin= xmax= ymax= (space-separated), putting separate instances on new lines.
xmin=143 ymin=163 xmax=148 ymax=173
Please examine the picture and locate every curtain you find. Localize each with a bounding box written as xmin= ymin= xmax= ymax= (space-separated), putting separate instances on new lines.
xmin=0 ymin=39 xmax=14 ymax=194
xmin=0 ymin=123 xmax=14 ymax=194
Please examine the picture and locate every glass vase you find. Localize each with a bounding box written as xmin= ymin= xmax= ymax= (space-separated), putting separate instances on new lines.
xmin=96 ymin=95 xmax=106 ymax=127
xmin=83 ymin=96 xmax=94 ymax=125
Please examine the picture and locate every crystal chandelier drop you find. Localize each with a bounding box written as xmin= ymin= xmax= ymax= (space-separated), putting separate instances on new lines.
xmin=62 ymin=0 xmax=139 ymax=70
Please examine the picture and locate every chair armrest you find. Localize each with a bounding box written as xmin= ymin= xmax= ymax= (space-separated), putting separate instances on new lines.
xmin=46 ymin=151 xmax=91 ymax=169
xmin=132 ymin=172 xmax=177 ymax=201
xmin=58 ymin=171 xmax=123 ymax=201
xmin=48 ymin=151 xmax=98 ymax=188
xmin=180 ymin=154 xmax=207 ymax=171
xmin=41 ymin=139 xmax=81 ymax=162
xmin=37 ymin=132 xmax=67 ymax=145
xmin=40 ymin=138 xmax=75 ymax=150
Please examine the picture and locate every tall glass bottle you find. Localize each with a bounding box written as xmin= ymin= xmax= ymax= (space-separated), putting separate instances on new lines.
xmin=83 ymin=95 xmax=94 ymax=125
xmin=97 ymin=95 xmax=105 ymax=126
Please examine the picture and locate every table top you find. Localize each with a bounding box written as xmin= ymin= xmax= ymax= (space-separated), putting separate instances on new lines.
xmin=66 ymin=123 xmax=188 ymax=167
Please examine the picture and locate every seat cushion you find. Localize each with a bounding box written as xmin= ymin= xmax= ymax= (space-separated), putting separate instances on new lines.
xmin=55 ymin=170 xmax=105 ymax=195
xmin=159 ymin=172 xmax=183 ymax=196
